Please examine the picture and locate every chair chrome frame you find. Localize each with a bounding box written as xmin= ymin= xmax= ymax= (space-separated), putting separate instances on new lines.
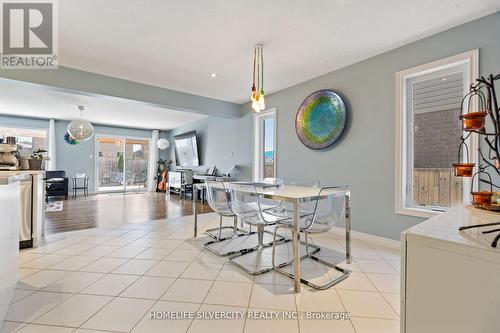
xmin=202 ymin=180 xmax=251 ymax=256
xmin=286 ymin=178 xmax=320 ymax=187
xmin=226 ymin=183 xmax=290 ymax=275
xmin=264 ymin=178 xmax=320 ymax=218
xmin=228 ymin=224 xmax=290 ymax=275
xmin=204 ymin=214 xmax=247 ymax=240
xmin=271 ymin=186 xmax=351 ymax=290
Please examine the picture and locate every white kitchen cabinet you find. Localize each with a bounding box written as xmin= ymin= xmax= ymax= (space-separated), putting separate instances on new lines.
xmin=0 ymin=175 xmax=21 ymax=325
xmin=401 ymin=206 xmax=500 ymax=333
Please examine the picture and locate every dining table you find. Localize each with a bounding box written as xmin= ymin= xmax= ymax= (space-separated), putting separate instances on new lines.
xmin=193 ymin=183 xmax=352 ymax=293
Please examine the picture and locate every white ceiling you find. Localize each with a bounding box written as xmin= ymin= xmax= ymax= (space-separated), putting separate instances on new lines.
xmin=58 ymin=0 xmax=500 ymax=103
xmin=0 ymin=79 xmax=207 ymax=130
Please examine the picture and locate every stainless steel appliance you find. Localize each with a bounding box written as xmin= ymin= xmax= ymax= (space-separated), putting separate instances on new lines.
xmin=19 ymin=175 xmax=33 ymax=249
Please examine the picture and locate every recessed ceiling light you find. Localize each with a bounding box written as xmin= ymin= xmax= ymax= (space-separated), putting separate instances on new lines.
xmin=210 ymin=73 xmax=217 ymax=78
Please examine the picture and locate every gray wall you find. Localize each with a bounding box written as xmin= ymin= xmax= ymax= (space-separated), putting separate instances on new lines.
xmin=55 ymin=121 xmax=153 ymax=193
xmin=164 ymin=115 xmax=253 ymax=180
xmin=0 ymin=115 xmax=49 ymax=130
xmin=240 ymin=12 xmax=500 ymax=240
xmin=0 ymin=115 xmax=154 ymax=193
xmin=1 ymin=13 xmax=498 ymax=240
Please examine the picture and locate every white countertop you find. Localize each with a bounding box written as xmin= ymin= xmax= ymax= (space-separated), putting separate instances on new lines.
xmin=0 ymin=173 xmax=31 ymax=185
xmin=405 ymin=206 xmax=500 ymax=263
xmin=0 ymin=170 xmax=45 ymax=175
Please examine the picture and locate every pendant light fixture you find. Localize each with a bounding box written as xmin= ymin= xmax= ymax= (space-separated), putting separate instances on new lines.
xmin=251 ymin=44 xmax=265 ymax=112
xmin=157 ymin=138 xmax=170 ymax=150
xmin=67 ymin=105 xmax=94 ymax=141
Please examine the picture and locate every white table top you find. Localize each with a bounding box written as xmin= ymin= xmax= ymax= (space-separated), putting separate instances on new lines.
xmin=205 ymin=182 xmax=349 ymax=202
xmin=256 ymin=185 xmax=349 ymax=201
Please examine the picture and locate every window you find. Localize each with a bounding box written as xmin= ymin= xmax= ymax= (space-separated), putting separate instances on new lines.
xmin=0 ymin=127 xmax=48 ymax=157
xmin=253 ymin=108 xmax=276 ymax=181
xmin=395 ymin=50 xmax=478 ymax=218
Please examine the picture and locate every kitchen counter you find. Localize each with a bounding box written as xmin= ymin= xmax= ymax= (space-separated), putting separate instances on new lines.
xmin=0 ymin=170 xmax=46 ymax=246
xmin=401 ymin=206 xmax=500 ymax=333
xmin=0 ymin=170 xmax=45 ymax=175
xmin=0 ymin=174 xmax=22 ymax=325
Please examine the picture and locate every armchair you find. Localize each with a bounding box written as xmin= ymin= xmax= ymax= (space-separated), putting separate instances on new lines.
xmin=46 ymin=170 xmax=69 ymax=200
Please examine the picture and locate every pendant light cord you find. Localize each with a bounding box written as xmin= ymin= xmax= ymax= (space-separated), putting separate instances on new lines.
xmin=252 ymin=47 xmax=256 ymax=90
xmin=260 ymin=46 xmax=264 ymax=93
xmin=257 ymin=46 xmax=262 ymax=94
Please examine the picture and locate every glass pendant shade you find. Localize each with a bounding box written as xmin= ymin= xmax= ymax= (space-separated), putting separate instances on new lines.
xmin=157 ymin=138 xmax=170 ymax=150
xmin=67 ymin=106 xmax=94 ymax=141
xmin=252 ymin=100 xmax=260 ymax=112
xmin=68 ymin=119 xmax=94 ymax=141
xmin=258 ymin=93 xmax=265 ymax=110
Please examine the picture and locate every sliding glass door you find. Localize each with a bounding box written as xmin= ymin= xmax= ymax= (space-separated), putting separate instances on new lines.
xmin=96 ymin=136 xmax=149 ymax=192
xmin=124 ymin=139 xmax=149 ymax=190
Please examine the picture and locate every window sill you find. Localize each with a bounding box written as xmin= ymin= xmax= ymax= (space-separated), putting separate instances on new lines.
xmin=396 ymin=206 xmax=445 ymax=219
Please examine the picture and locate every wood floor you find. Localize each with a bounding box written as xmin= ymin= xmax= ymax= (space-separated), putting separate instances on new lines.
xmin=45 ymin=192 xmax=212 ymax=234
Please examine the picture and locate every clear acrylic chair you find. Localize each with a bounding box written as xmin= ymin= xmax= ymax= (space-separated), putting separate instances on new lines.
xmin=262 ymin=177 xmax=284 ymax=186
xmin=259 ymin=177 xmax=285 ymax=211
xmin=202 ymin=180 xmax=249 ymax=256
xmin=271 ymin=186 xmax=351 ymax=289
xmin=265 ymin=178 xmax=320 ymax=218
xmin=227 ymin=182 xmax=289 ymax=275
xmin=287 ymin=178 xmax=320 ymax=187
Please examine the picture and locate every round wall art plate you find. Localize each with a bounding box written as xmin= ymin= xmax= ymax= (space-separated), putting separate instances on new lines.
xmin=64 ymin=132 xmax=79 ymax=145
xmin=295 ymin=89 xmax=347 ymax=150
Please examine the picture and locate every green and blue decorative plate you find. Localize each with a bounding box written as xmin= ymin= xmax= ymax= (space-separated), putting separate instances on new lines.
xmin=64 ymin=132 xmax=79 ymax=145
xmin=295 ymin=89 xmax=347 ymax=150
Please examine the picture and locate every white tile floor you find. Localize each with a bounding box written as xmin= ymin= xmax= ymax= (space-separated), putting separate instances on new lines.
xmin=2 ymin=212 xmax=401 ymax=333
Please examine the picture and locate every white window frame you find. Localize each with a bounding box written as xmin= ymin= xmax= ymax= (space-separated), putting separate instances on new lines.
xmin=253 ymin=108 xmax=277 ymax=182
xmin=395 ymin=49 xmax=479 ymax=218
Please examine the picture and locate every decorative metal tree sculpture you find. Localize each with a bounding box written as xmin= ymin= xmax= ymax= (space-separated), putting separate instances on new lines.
xmin=454 ymin=73 xmax=500 ymax=247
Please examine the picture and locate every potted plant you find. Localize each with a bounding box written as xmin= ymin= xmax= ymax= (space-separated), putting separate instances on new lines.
xmin=28 ymin=148 xmax=48 ymax=170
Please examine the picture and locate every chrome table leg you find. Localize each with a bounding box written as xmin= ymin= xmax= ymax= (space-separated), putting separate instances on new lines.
xmin=193 ymin=193 xmax=197 ymax=238
xmin=292 ymin=199 xmax=301 ymax=293
xmin=345 ymin=192 xmax=351 ymax=264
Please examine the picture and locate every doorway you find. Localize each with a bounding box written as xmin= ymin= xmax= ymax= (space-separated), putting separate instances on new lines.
xmin=253 ymin=108 xmax=276 ymax=181
xmin=95 ymin=136 xmax=150 ymax=192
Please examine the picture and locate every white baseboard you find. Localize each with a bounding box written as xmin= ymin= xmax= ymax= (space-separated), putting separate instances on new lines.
xmin=328 ymin=226 xmax=401 ymax=249
xmin=350 ymin=229 xmax=401 ymax=249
